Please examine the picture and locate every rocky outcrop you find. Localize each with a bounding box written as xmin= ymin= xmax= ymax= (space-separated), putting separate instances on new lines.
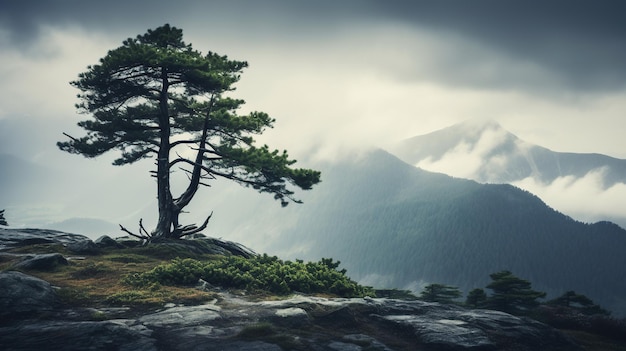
xmin=0 ymin=228 xmax=92 ymax=251
xmin=12 ymin=253 xmax=68 ymax=270
xmin=0 ymin=228 xmax=256 ymax=257
xmin=0 ymin=229 xmax=582 ymax=350
xmin=0 ymin=320 xmax=157 ymax=351
xmin=0 ymin=271 xmax=59 ymax=318
xmin=0 ymin=272 xmax=581 ymax=351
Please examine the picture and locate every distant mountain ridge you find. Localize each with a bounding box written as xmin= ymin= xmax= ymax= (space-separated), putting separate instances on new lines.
xmin=388 ymin=119 xmax=626 ymax=186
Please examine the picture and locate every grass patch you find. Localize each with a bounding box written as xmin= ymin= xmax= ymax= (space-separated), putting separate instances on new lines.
xmin=70 ymin=262 xmax=114 ymax=279
xmin=8 ymin=245 xmax=372 ymax=310
xmin=9 ymin=245 xmax=216 ymax=309
xmin=104 ymin=253 xmax=153 ymax=264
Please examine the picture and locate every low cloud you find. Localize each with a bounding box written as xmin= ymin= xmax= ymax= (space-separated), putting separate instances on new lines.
xmin=416 ymin=124 xmax=511 ymax=180
xmin=513 ymin=169 xmax=626 ymax=227
xmin=414 ymin=126 xmax=626 ymax=228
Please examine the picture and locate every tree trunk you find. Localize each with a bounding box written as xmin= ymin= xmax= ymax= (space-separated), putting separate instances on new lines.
xmin=153 ymin=67 xmax=174 ymax=239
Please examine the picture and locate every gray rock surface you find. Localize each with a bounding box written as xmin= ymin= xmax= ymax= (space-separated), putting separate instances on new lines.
xmin=12 ymin=253 xmax=68 ymax=270
xmin=0 ymin=271 xmax=58 ymax=317
xmin=94 ymin=234 xmax=124 ymax=248
xmin=0 ymin=228 xmax=91 ymax=250
xmin=0 ymin=230 xmax=583 ymax=350
xmin=0 ymin=228 xmax=256 ymax=257
xmin=0 ymin=277 xmax=582 ymax=350
xmin=0 ymin=320 xmax=156 ymax=351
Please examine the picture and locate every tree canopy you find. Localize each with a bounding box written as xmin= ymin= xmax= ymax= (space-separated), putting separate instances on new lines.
xmin=547 ymin=291 xmax=610 ymax=316
xmin=465 ymin=288 xmax=488 ymax=308
xmin=58 ymin=24 xmax=320 ymax=239
xmin=485 ymin=270 xmax=546 ymax=315
xmin=419 ymin=283 xmax=462 ymax=304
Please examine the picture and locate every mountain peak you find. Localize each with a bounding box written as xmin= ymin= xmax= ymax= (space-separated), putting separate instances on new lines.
xmin=389 ymin=119 xmax=521 ymax=176
xmin=457 ymin=118 xmax=502 ymax=131
xmin=421 ymin=118 xmax=510 ymax=142
xmin=387 ymin=119 xmax=626 ymax=229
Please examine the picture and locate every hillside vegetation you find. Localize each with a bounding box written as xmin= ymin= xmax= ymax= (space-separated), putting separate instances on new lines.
xmin=2 ymin=238 xmax=626 ymax=350
xmin=273 ymin=149 xmax=626 ymax=317
xmin=0 ymin=241 xmax=372 ymax=309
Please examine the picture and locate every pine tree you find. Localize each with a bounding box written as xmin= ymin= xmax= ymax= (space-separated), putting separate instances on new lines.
xmin=486 ymin=270 xmax=546 ymax=315
xmin=419 ymin=283 xmax=462 ymax=304
xmin=465 ymin=288 xmax=488 ymax=308
xmin=58 ymin=24 xmax=320 ymax=240
xmin=548 ymin=291 xmax=610 ymax=316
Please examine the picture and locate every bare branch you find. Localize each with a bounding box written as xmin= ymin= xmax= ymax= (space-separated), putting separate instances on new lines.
xmin=139 ymin=218 xmax=151 ymax=238
xmin=62 ymin=132 xmax=79 ymax=142
xmin=179 ymin=167 xmax=193 ymax=181
xmin=179 ymin=211 xmax=213 ymax=237
xmin=119 ymin=224 xmax=148 ymax=240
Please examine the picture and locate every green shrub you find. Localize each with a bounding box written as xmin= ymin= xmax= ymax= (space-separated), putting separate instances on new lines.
xmin=125 ymin=254 xmax=374 ymax=297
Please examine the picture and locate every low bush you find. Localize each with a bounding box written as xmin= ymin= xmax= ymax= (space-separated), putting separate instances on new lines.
xmin=125 ymin=254 xmax=374 ymax=297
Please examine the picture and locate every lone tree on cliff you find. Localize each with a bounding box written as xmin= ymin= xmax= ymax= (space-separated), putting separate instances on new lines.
xmin=58 ymin=24 xmax=320 ymax=240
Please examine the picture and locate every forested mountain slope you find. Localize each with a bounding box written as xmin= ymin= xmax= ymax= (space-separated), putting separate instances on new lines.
xmin=274 ymin=149 xmax=626 ymax=316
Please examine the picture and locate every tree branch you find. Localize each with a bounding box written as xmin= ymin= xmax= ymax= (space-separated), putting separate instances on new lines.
xmin=62 ymin=132 xmax=79 ymax=142
xmin=169 ymin=157 xmax=215 ymax=176
xmin=139 ymin=218 xmax=151 ymax=238
xmin=170 ymin=139 xmax=202 ymax=148
xmin=119 ymin=224 xmax=148 ymax=240
xmin=178 ymin=211 xmax=213 ymax=237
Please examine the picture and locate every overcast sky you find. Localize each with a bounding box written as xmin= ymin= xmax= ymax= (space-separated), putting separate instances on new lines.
xmin=1 ymin=0 xmax=626 ymax=234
